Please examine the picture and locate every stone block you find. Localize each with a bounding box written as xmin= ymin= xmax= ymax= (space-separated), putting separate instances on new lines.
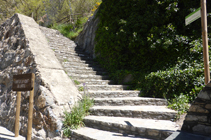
xmin=192 ymin=124 xmax=205 ymax=133
xmin=147 ymin=129 xmax=160 ymax=137
xmin=137 ymin=127 xmax=146 ymax=135
xmin=198 ymin=90 xmax=211 ymax=100
xmin=205 ymin=126 xmax=211 ymax=134
xmin=185 ymin=115 xmax=207 ymax=122
xmin=205 ymin=104 xmax=211 ymax=109
xmin=188 ymin=105 xmax=209 ymax=113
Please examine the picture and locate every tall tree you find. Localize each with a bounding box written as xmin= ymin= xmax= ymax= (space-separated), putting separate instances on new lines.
xmin=0 ymin=0 xmax=16 ymax=24
xmin=15 ymin=0 xmax=46 ymax=21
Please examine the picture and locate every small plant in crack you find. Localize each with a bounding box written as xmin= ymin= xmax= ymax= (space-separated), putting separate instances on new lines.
xmin=78 ymin=86 xmax=84 ymax=91
xmin=74 ymin=80 xmax=80 ymax=85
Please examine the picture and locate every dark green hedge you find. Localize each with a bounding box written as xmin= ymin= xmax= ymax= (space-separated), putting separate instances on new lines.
xmin=95 ymin=0 xmax=211 ymax=100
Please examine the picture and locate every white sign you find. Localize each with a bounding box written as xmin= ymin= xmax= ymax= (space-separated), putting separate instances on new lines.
xmin=185 ymin=8 xmax=201 ymax=26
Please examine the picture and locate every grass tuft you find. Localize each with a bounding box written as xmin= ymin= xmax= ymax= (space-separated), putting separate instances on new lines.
xmin=74 ymin=80 xmax=80 ymax=85
xmin=62 ymin=93 xmax=94 ymax=137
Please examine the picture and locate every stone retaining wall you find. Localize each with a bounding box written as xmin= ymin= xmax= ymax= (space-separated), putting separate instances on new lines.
xmin=0 ymin=14 xmax=80 ymax=139
xmin=75 ymin=9 xmax=99 ymax=58
xmin=182 ymin=84 xmax=211 ymax=136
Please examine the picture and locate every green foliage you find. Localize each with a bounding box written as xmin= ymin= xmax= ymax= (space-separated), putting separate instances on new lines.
xmin=0 ymin=0 xmax=16 ymax=23
xmin=63 ymin=94 xmax=94 ymax=137
xmin=63 ymin=59 xmax=68 ymax=62
xmin=95 ymin=0 xmax=211 ymax=102
xmin=15 ymin=0 xmax=46 ymax=21
xmin=78 ymin=86 xmax=84 ymax=91
xmin=109 ymin=69 xmax=132 ymax=84
xmin=51 ymin=17 xmax=87 ymax=40
xmin=96 ymin=0 xmax=205 ymax=72
xmin=74 ymin=80 xmax=80 ymax=85
xmin=168 ymin=93 xmax=190 ymax=117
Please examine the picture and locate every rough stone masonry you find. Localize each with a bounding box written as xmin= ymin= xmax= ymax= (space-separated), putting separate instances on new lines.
xmin=182 ymin=83 xmax=211 ymax=136
xmin=0 ymin=13 xmax=80 ymax=139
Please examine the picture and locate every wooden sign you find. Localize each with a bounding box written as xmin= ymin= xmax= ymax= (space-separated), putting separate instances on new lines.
xmin=13 ymin=73 xmax=35 ymax=140
xmin=13 ymin=73 xmax=33 ymax=91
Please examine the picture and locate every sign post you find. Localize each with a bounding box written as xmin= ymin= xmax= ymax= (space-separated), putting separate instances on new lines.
xmin=185 ymin=0 xmax=210 ymax=84
xmin=15 ymin=91 xmax=21 ymax=137
xmin=13 ymin=73 xmax=35 ymax=140
xmin=201 ymin=0 xmax=210 ymax=84
xmin=27 ymin=73 xmax=35 ymax=140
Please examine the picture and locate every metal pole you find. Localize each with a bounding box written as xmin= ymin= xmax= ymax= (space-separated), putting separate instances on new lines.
xmin=201 ymin=0 xmax=210 ymax=84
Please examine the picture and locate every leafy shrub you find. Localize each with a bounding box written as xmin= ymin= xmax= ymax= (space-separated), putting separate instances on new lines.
xmin=94 ymin=0 xmax=211 ymax=102
xmin=51 ymin=17 xmax=88 ymax=40
xmin=168 ymin=93 xmax=190 ymax=117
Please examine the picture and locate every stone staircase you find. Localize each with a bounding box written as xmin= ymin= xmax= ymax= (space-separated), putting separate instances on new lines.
xmin=40 ymin=26 xmax=180 ymax=140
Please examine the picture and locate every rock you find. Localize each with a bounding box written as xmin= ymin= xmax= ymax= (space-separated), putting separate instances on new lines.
xmin=205 ymin=104 xmax=211 ymax=109
xmin=188 ymin=105 xmax=209 ymax=113
xmin=37 ymin=129 xmax=46 ymax=139
xmin=185 ymin=115 xmax=207 ymax=122
xmin=198 ymin=90 xmax=211 ymax=100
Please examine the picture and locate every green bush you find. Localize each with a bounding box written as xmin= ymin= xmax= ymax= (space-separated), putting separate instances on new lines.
xmin=94 ymin=0 xmax=211 ymax=102
xmin=139 ymin=66 xmax=204 ymax=99
xmin=168 ymin=93 xmax=190 ymax=117
xmin=51 ymin=17 xmax=88 ymax=40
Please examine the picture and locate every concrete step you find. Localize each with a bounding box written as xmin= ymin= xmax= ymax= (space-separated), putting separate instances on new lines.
xmin=94 ymin=97 xmax=167 ymax=106
xmin=70 ymin=74 xmax=109 ymax=80
xmin=71 ymin=127 xmax=152 ymax=140
xmin=83 ymin=116 xmax=179 ymax=140
xmin=63 ymin=65 xmax=104 ymax=71
xmin=89 ymin=106 xmax=177 ymax=120
xmin=76 ymin=79 xmax=114 ymax=85
xmin=77 ymin=85 xmax=128 ymax=91
xmin=55 ymin=50 xmax=91 ymax=57
xmin=0 ymin=126 xmax=25 ymax=140
xmin=52 ymin=48 xmax=76 ymax=53
xmin=62 ymin=57 xmax=96 ymax=64
xmin=165 ymin=131 xmax=211 ymax=140
xmin=66 ymin=69 xmax=107 ymax=76
xmin=81 ymin=90 xmax=140 ymax=98
xmin=56 ymin=53 xmax=94 ymax=61
xmin=62 ymin=61 xmax=95 ymax=67
xmin=56 ymin=55 xmax=83 ymax=62
xmin=62 ymin=51 xmax=91 ymax=57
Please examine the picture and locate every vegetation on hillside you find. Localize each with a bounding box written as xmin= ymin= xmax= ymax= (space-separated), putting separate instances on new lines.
xmin=95 ymin=0 xmax=211 ymax=106
xmin=0 ymin=0 xmax=100 ymax=25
